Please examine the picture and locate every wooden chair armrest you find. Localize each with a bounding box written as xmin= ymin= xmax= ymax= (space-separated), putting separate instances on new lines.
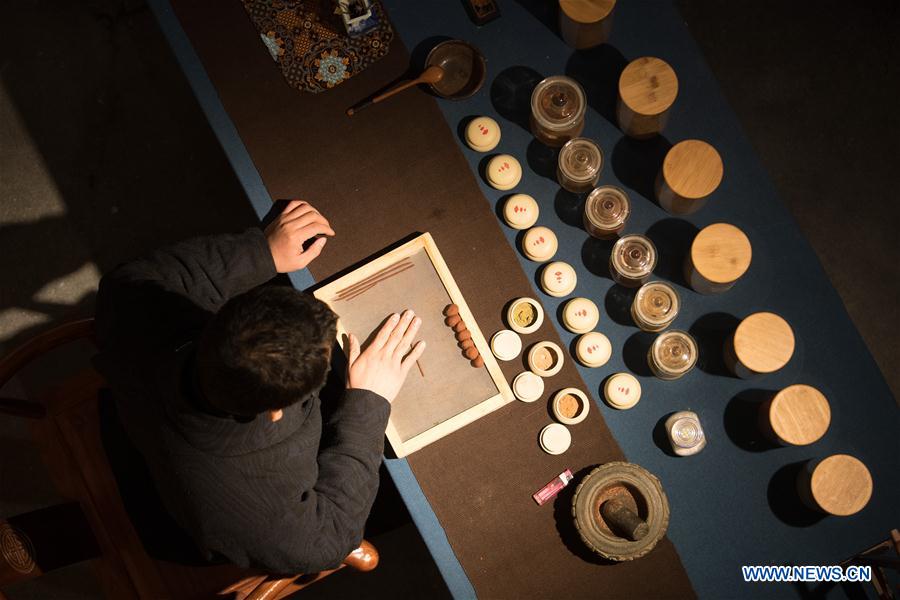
xmin=0 ymin=318 xmax=95 ymax=392
xmin=343 ymin=539 xmax=379 ymax=572
xmin=243 ymin=576 xmax=296 ymax=600
xmin=241 ymin=540 xmax=377 ymax=600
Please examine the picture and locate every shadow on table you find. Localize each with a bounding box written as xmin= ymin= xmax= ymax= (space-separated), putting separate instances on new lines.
xmin=552 ymin=465 xmax=616 ymax=566
xmin=645 ymin=218 xmax=699 ymax=287
xmin=723 ymin=389 xmax=781 ymax=453
xmin=527 ymin=138 xmax=559 ymax=181
xmin=652 ymin=413 xmax=679 ymax=458
xmin=554 ymin=188 xmax=584 ymax=228
xmin=490 ymin=66 xmax=544 ymax=132
xmin=581 ymin=236 xmax=615 ymax=278
xmin=566 ymin=45 xmax=628 ymax=126
xmin=623 ymin=331 xmax=655 ymax=377
xmin=477 ymin=154 xmax=497 ymax=186
xmin=611 ymin=136 xmax=672 ymax=203
xmin=512 ymin=0 xmax=559 ymax=36
xmin=767 ymin=462 xmax=826 ymax=528
xmin=689 ymin=312 xmax=740 ymax=377
xmin=605 ymin=285 xmax=636 ymax=327
xmin=0 ymin=1 xmax=260 ymax=353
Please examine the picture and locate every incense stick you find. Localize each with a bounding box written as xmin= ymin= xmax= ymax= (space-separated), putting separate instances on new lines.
xmin=334 ymin=259 xmax=412 ymax=297
xmin=335 ymin=263 xmax=414 ymax=301
xmin=335 ymin=261 xmax=413 ymax=300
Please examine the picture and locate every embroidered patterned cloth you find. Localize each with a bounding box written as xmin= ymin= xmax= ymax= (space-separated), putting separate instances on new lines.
xmin=241 ymin=0 xmax=393 ymax=93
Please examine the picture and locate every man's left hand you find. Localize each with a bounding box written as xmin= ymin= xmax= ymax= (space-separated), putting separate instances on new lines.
xmin=266 ymin=200 xmax=335 ymax=273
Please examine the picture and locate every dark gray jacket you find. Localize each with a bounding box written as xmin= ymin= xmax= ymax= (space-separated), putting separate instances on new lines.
xmin=94 ymin=228 xmax=390 ymax=574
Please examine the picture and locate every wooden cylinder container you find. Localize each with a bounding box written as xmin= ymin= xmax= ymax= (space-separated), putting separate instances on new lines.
xmin=655 ymin=140 xmax=723 ymax=215
xmin=685 ymin=223 xmax=752 ymax=294
xmin=558 ymin=0 xmax=616 ymax=49
xmin=759 ymin=384 xmax=831 ymax=446
xmin=796 ymin=454 xmax=873 ymax=516
xmin=724 ymin=312 xmax=795 ymax=378
xmin=616 ymin=57 xmax=678 ymax=139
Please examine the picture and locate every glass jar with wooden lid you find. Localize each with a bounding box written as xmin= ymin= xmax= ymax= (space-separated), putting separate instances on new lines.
xmin=796 ymin=454 xmax=872 ymax=516
xmin=724 ymin=312 xmax=794 ymax=378
xmin=583 ymin=185 xmax=630 ymax=239
xmin=759 ymin=384 xmax=830 ymax=446
xmin=530 ymin=75 xmax=586 ymax=147
xmin=558 ymin=0 xmax=616 ymax=49
xmin=655 ymin=139 xmax=723 ymax=215
xmin=609 ymin=234 xmax=657 ymax=287
xmin=616 ymin=56 xmax=678 ymax=139
xmin=685 ymin=223 xmax=751 ymax=293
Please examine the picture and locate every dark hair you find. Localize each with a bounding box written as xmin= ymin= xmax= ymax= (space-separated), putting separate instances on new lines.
xmin=196 ymin=285 xmax=337 ymax=416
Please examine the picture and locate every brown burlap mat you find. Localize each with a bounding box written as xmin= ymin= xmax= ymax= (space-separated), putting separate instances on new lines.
xmin=170 ymin=1 xmax=695 ymax=596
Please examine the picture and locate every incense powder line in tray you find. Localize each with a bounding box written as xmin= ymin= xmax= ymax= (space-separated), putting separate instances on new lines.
xmin=332 ymin=258 xmax=415 ymax=302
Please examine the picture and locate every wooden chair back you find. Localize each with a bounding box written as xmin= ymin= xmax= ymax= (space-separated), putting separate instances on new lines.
xmin=0 ymin=319 xmax=378 ymax=599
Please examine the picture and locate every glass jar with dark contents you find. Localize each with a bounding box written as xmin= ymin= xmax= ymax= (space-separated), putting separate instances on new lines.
xmin=648 ymin=330 xmax=698 ymax=380
xmin=530 ymin=76 xmax=586 ymax=148
xmin=583 ymin=185 xmax=630 ymax=239
xmin=557 ymin=138 xmax=603 ymax=193
xmin=631 ymin=281 xmax=679 ymax=332
xmin=609 ymin=234 xmax=657 ymax=287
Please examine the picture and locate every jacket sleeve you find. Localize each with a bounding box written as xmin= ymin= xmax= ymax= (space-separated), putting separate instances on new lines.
xmin=269 ymin=388 xmax=391 ymax=573
xmin=94 ymin=228 xmax=278 ymax=361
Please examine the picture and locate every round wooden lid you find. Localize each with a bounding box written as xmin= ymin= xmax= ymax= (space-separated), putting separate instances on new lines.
xmin=540 ymin=423 xmax=572 ymax=455
xmin=733 ymin=312 xmax=795 ymax=373
xmin=541 ymin=261 xmax=577 ymax=297
xmin=562 ymin=297 xmax=600 ymax=334
xmin=465 ymin=116 xmax=501 ymax=152
xmin=618 ymin=57 xmax=678 ymax=116
xmin=768 ymin=384 xmax=830 ymax=445
xmin=503 ymin=194 xmax=539 ymax=230
xmin=604 ymin=372 xmax=641 ymax=409
xmin=691 ymin=223 xmax=752 ymax=284
xmin=662 ymin=140 xmax=723 ymax=199
xmin=559 ymin=0 xmax=616 ymax=24
xmin=810 ymin=454 xmax=873 ymax=516
xmin=513 ymin=370 xmax=545 ymax=403
xmin=522 ymin=226 xmax=559 ymax=262
xmin=487 ymin=154 xmax=523 ymax=191
xmin=576 ymin=332 xmax=612 ymax=367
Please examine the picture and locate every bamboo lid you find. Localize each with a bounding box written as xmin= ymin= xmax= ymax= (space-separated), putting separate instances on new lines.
xmin=559 ymin=0 xmax=616 ymax=24
xmin=618 ymin=57 xmax=678 ymax=116
xmin=662 ymin=140 xmax=723 ymax=199
xmin=733 ymin=312 xmax=795 ymax=373
xmin=691 ymin=223 xmax=752 ymax=284
xmin=810 ymin=454 xmax=873 ymax=516
xmin=768 ymin=384 xmax=831 ymax=445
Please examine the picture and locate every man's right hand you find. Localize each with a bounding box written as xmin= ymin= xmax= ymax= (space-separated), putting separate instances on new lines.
xmin=346 ymin=310 xmax=426 ymax=403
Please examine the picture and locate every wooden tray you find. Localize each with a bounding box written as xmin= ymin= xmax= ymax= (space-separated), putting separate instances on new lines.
xmin=313 ymin=233 xmax=513 ymax=457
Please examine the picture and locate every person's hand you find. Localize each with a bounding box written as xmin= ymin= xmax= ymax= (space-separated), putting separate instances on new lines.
xmin=346 ymin=310 xmax=426 ymax=403
xmin=265 ymin=200 xmax=335 ymax=273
